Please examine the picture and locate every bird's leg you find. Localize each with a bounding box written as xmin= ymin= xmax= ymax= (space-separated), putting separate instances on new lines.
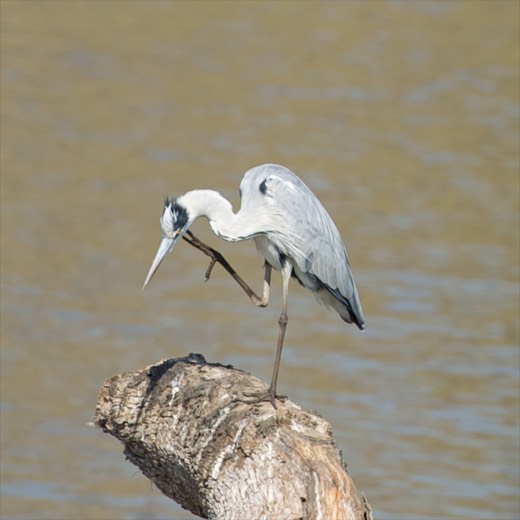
xmin=265 ymin=263 xmax=291 ymax=403
xmin=252 ymin=262 xmax=271 ymax=307
xmin=235 ymin=263 xmax=292 ymax=409
xmin=182 ymin=230 xmax=271 ymax=307
xmin=182 ymin=230 xmax=289 ymax=409
xmin=267 ymin=274 xmax=289 ymax=400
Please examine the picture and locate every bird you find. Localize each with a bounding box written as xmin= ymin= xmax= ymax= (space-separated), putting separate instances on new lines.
xmin=143 ymin=163 xmax=365 ymax=404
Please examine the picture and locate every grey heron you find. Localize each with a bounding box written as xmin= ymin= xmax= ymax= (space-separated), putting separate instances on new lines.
xmin=143 ymin=163 xmax=365 ymax=405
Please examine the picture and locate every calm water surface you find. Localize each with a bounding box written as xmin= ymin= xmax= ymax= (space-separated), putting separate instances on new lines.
xmin=1 ymin=2 xmax=518 ymax=519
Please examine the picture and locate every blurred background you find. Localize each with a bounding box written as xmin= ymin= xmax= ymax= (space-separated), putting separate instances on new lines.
xmin=1 ymin=1 xmax=518 ymax=519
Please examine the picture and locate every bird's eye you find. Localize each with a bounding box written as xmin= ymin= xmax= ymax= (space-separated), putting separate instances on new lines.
xmin=259 ymin=179 xmax=268 ymax=195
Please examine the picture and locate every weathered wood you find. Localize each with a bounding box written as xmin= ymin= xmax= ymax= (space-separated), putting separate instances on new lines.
xmin=93 ymin=353 xmax=373 ymax=520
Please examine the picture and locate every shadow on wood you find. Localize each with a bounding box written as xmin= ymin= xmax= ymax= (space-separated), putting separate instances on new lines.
xmin=92 ymin=353 xmax=373 ymax=520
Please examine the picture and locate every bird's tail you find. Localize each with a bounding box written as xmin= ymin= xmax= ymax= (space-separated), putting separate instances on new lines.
xmin=325 ymin=285 xmax=365 ymax=330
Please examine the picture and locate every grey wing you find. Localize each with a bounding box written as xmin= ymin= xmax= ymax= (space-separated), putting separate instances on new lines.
xmin=261 ymin=169 xmax=365 ymax=328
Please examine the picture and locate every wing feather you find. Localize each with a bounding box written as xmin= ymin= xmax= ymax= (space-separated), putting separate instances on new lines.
xmin=244 ymin=165 xmax=364 ymax=327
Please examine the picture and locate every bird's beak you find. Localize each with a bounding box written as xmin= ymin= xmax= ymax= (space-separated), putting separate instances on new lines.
xmin=142 ymin=235 xmax=177 ymax=289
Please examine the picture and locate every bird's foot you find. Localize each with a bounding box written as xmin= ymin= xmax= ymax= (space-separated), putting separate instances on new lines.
xmin=232 ymin=388 xmax=287 ymax=409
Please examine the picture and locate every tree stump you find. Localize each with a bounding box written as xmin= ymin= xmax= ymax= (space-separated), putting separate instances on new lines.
xmin=92 ymin=353 xmax=373 ymax=520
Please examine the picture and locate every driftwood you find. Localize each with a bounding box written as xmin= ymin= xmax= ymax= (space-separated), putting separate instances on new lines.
xmin=93 ymin=353 xmax=373 ymax=520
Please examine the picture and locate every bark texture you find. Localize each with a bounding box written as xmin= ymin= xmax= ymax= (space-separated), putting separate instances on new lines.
xmin=93 ymin=353 xmax=373 ymax=520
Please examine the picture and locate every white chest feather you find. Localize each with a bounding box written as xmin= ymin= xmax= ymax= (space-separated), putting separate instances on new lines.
xmin=254 ymin=235 xmax=286 ymax=271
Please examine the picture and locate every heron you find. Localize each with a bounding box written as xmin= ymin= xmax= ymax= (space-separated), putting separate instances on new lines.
xmin=143 ymin=163 xmax=365 ymax=405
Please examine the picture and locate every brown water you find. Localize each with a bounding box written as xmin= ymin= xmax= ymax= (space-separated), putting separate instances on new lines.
xmin=1 ymin=2 xmax=518 ymax=519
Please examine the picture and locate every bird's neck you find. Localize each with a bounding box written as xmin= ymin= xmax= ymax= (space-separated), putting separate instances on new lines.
xmin=178 ymin=190 xmax=249 ymax=241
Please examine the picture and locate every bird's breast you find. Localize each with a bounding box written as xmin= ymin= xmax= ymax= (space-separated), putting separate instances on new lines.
xmin=254 ymin=235 xmax=286 ymax=271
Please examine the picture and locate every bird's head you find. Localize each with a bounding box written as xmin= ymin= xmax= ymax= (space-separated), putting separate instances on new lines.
xmin=143 ymin=196 xmax=191 ymax=289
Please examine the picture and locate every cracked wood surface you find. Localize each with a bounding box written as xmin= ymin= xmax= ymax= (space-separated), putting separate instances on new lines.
xmin=93 ymin=353 xmax=373 ymax=520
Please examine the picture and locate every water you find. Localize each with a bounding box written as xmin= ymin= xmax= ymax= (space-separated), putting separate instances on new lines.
xmin=1 ymin=2 xmax=518 ymax=519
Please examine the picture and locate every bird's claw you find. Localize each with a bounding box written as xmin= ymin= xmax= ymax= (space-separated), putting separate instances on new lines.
xmin=204 ymin=258 xmax=218 ymax=281
xmin=232 ymin=389 xmax=287 ymax=409
xmin=182 ymin=231 xmax=219 ymax=281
